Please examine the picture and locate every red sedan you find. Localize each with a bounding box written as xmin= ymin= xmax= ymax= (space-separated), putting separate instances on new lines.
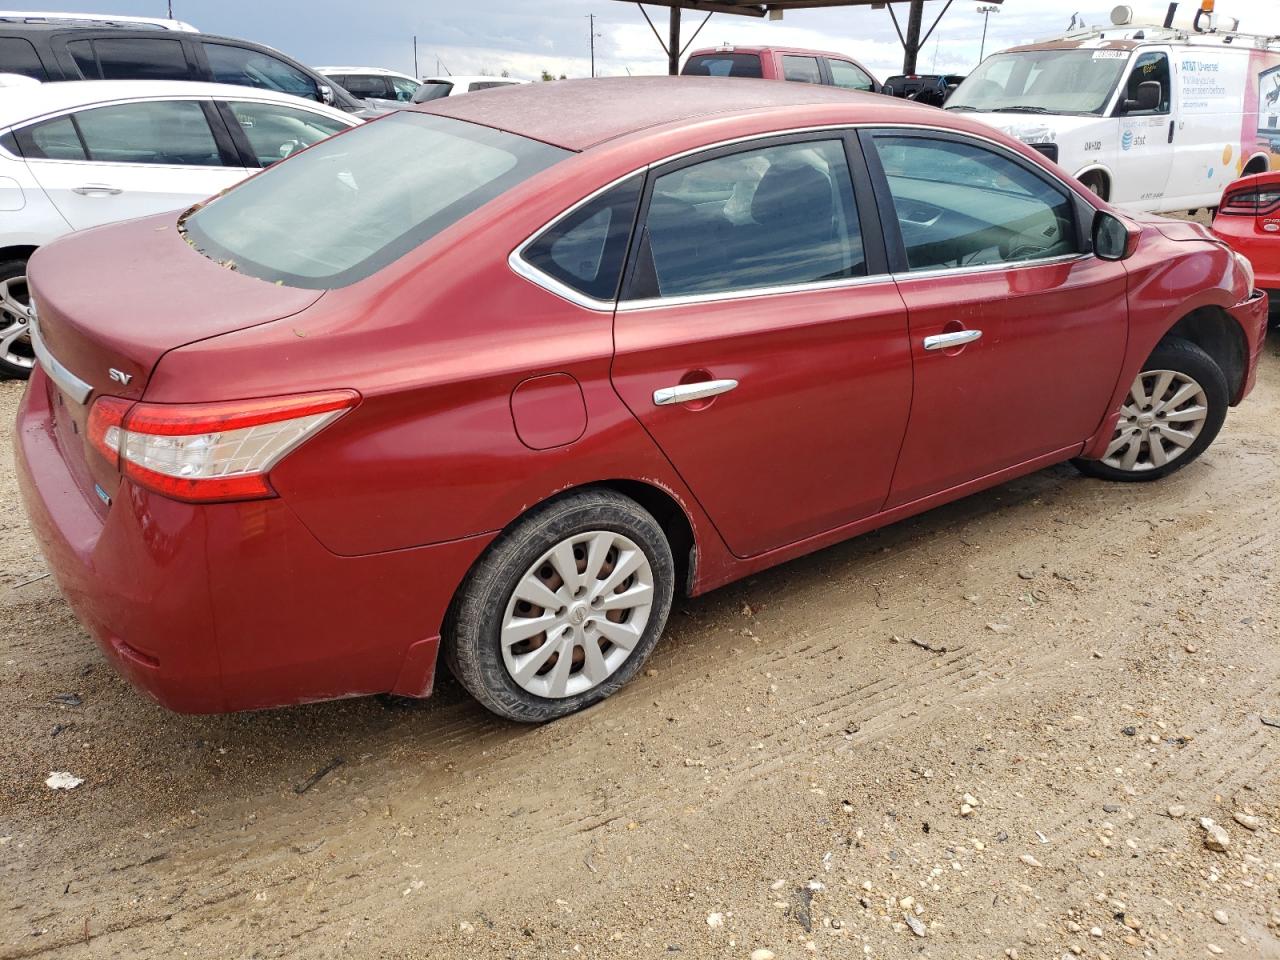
xmin=1213 ymin=170 xmax=1280 ymax=322
xmin=14 ymin=78 xmax=1268 ymax=722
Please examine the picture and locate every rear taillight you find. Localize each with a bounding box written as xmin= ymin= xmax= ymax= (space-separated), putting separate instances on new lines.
xmin=1220 ymin=187 xmax=1280 ymax=216
xmin=86 ymin=390 xmax=359 ymax=503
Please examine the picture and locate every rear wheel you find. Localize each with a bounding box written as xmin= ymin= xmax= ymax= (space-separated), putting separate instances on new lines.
xmin=445 ymin=489 xmax=675 ymax=722
xmin=1073 ymin=338 xmax=1228 ymax=482
xmin=0 ymin=259 xmax=34 ymax=380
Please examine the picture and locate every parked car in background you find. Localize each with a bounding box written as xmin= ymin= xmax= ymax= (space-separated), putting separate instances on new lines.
xmin=0 ymin=80 xmax=358 ymax=376
xmin=1213 ymin=170 xmax=1280 ymax=323
xmin=945 ymin=5 xmax=1280 ymax=212
xmin=882 ymin=73 xmax=964 ymax=107
xmin=682 ymin=44 xmax=880 ymax=92
xmin=317 ymin=65 xmax=420 ymax=108
xmin=0 ymin=19 xmax=370 ymax=113
xmin=15 ymin=77 xmax=1266 ymax=724
xmin=410 ymin=74 xmax=528 ymax=102
xmin=0 ymin=10 xmax=197 ymax=31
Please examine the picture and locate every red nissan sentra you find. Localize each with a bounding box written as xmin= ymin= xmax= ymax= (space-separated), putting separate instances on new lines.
xmin=14 ymin=78 xmax=1268 ymax=722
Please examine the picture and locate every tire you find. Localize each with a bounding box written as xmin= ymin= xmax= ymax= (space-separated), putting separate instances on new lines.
xmin=444 ymin=489 xmax=675 ymax=723
xmin=1073 ymin=337 xmax=1228 ymax=483
xmin=0 ymin=258 xmax=35 ymax=380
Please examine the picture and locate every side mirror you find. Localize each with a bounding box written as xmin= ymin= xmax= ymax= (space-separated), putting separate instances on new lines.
xmin=318 ymin=83 xmax=335 ymax=105
xmin=1122 ymin=80 xmax=1161 ymax=113
xmin=1093 ymin=210 xmax=1140 ymax=261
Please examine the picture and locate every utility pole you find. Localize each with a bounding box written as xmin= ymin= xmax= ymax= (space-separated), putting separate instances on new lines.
xmin=668 ymin=8 xmax=680 ymax=76
xmin=978 ymin=4 xmax=1000 ymax=62
xmin=413 ymin=35 xmax=419 ymax=78
xmin=166 ymin=0 xmax=172 ymax=18
xmin=587 ymin=13 xmax=602 ymax=78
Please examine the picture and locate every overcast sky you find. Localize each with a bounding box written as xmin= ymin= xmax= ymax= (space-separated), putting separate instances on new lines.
xmin=40 ymin=1 xmax=1280 ymax=80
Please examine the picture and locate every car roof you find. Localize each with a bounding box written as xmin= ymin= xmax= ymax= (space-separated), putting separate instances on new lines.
xmin=0 ymin=79 xmax=357 ymax=127
xmin=419 ymin=75 xmax=908 ymax=151
xmin=687 ymin=45 xmax=865 ymax=60
xmin=316 ymin=66 xmax=417 ymax=80
xmin=0 ymin=10 xmax=197 ymax=30
xmin=421 ymin=75 xmax=527 ymax=85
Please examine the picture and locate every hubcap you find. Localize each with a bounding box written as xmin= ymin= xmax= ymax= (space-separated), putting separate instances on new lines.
xmin=501 ymin=530 xmax=655 ymax=700
xmin=0 ymin=274 xmax=34 ymax=371
xmin=1103 ymin=369 xmax=1209 ymax=472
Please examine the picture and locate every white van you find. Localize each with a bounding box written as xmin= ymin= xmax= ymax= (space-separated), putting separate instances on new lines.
xmin=945 ymin=4 xmax=1280 ymax=213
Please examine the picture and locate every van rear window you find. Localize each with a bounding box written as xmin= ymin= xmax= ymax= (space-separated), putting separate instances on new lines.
xmin=682 ymin=53 xmax=763 ymax=79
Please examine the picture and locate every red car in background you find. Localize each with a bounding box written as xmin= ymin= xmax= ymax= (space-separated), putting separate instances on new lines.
xmin=682 ymin=44 xmax=880 ymax=92
xmin=1213 ymin=170 xmax=1280 ymax=323
xmin=14 ymin=78 xmax=1268 ymax=723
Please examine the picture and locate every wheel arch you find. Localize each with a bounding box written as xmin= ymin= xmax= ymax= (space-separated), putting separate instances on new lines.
xmin=1075 ymin=165 xmax=1112 ymax=200
xmin=1160 ymin=305 xmax=1248 ymax=403
xmin=0 ymin=244 xmax=37 ymax=265
xmin=1242 ymin=153 xmax=1271 ymax=176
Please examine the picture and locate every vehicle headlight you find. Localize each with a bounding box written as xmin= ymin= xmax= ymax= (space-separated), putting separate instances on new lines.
xmin=1235 ymin=250 xmax=1256 ymax=294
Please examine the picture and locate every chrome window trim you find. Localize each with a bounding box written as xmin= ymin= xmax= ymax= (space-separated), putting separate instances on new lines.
xmin=891 ymin=252 xmax=1091 ymax=283
xmin=617 ymin=272 xmax=894 ymax=312
xmin=30 ymin=312 xmax=93 ymax=405
xmin=508 ymin=121 xmax=1095 ymax=310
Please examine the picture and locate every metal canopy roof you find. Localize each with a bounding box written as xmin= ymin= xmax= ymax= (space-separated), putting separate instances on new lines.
xmin=612 ymin=0 xmax=1003 ymax=74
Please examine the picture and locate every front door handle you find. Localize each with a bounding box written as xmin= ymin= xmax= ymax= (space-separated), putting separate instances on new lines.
xmin=653 ymin=379 xmax=738 ymax=406
xmin=72 ymin=184 xmax=122 ymax=196
xmin=923 ymin=329 xmax=982 ymax=351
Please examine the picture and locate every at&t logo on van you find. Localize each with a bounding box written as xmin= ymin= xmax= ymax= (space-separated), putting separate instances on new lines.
xmin=1121 ymin=130 xmax=1147 ymax=151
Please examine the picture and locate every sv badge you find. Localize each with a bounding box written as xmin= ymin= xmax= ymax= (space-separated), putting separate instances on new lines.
xmin=108 ymin=368 xmax=132 ymax=385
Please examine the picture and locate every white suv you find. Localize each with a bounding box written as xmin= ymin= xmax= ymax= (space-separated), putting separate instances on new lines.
xmin=0 ymin=79 xmax=359 ymax=377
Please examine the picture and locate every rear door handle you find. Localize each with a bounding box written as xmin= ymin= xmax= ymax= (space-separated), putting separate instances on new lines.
xmin=72 ymin=184 xmax=122 ymax=196
xmin=653 ymin=379 xmax=738 ymax=406
xmin=923 ymin=329 xmax=982 ymax=351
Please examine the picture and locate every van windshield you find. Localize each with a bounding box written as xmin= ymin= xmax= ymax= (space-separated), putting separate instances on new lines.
xmin=945 ymin=48 xmax=1131 ymax=116
xmin=181 ymin=112 xmax=568 ymax=289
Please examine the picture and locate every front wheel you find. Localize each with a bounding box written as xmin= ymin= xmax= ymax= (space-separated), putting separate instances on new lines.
xmin=1073 ymin=337 xmax=1228 ymax=482
xmin=0 ymin=258 xmax=35 ymax=380
xmin=445 ymin=489 xmax=675 ymax=722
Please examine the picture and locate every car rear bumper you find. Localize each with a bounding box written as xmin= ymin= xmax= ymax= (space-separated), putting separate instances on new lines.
xmin=15 ymin=367 xmax=492 ymax=714
xmin=1232 ymin=290 xmax=1269 ymax=404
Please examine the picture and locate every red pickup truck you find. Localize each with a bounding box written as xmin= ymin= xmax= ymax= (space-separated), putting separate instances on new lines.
xmin=682 ymin=44 xmax=880 ymax=93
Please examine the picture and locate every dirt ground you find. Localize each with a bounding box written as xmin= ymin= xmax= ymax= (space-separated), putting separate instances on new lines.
xmin=1 ymin=338 xmax=1278 ymax=960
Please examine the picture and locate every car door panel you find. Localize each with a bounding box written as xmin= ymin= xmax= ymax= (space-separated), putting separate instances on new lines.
xmin=886 ymin=258 xmax=1127 ymax=506
xmin=609 ymin=134 xmax=913 ymax=559
xmin=863 ymin=129 xmax=1129 ymax=507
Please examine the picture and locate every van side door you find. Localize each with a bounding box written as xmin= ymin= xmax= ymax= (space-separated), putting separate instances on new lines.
xmin=1110 ymin=48 xmax=1176 ymax=210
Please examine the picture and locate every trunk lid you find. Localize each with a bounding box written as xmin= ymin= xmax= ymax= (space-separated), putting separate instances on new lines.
xmin=28 ymin=213 xmax=324 ymax=402
xmin=27 ymin=213 xmax=324 ymax=511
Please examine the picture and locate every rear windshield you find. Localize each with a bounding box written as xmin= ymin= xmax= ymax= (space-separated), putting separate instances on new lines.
xmin=683 ymin=53 xmax=763 ymax=79
xmin=181 ymin=111 xmax=569 ymax=289
xmin=412 ymin=80 xmax=453 ymax=102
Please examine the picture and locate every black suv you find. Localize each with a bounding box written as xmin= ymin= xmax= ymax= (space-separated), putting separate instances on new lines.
xmin=0 ymin=18 xmax=369 ymax=114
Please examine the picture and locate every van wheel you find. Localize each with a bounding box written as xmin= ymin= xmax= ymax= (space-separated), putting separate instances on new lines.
xmin=1073 ymin=338 xmax=1228 ymax=482
xmin=0 ymin=259 xmax=35 ymax=380
xmin=445 ymin=489 xmax=675 ymax=723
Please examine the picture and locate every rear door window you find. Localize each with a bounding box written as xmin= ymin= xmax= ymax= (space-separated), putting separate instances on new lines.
xmin=827 ymin=58 xmax=875 ymax=91
xmin=73 ymin=100 xmax=223 ymax=166
xmin=67 ymin=37 xmax=191 ymax=80
xmin=0 ymin=37 xmax=47 ymax=80
xmin=202 ymin=42 xmax=319 ymax=101
xmin=522 ymin=176 xmax=642 ymax=302
xmin=782 ymin=55 xmax=822 ymax=84
xmin=682 ymin=53 xmax=763 ymax=78
xmin=632 ymin=138 xmax=865 ymax=298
